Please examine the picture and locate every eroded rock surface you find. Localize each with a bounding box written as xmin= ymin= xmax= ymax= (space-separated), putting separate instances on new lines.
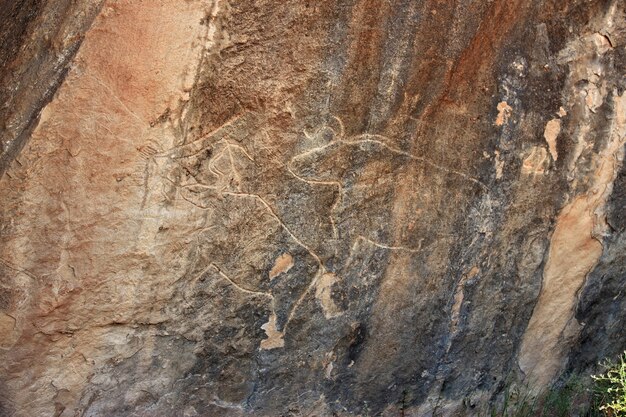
xmin=1 ymin=1 xmax=625 ymax=416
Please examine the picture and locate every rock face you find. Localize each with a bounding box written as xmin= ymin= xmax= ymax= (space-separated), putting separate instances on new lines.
xmin=0 ymin=0 xmax=625 ymax=416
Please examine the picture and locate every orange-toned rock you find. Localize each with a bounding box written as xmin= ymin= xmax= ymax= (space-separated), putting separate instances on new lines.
xmin=0 ymin=1 xmax=625 ymax=416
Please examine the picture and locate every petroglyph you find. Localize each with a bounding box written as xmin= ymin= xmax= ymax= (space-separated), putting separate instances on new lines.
xmin=356 ymin=235 xmax=424 ymax=253
xmin=210 ymin=262 xmax=288 ymax=352
xmin=169 ymin=180 xmax=329 ymax=347
xmin=211 ymin=263 xmax=273 ymax=299
xmin=3 ymin=1 xmax=625 ymax=414
xmin=160 ymin=112 xmax=253 ymax=159
xmin=290 ymin=120 xmax=486 ymax=254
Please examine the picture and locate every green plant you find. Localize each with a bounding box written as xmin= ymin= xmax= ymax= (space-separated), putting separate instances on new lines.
xmin=477 ymin=352 xmax=626 ymax=417
xmin=592 ymin=351 xmax=626 ymax=416
xmin=540 ymin=375 xmax=593 ymax=417
xmin=485 ymin=375 xmax=598 ymax=417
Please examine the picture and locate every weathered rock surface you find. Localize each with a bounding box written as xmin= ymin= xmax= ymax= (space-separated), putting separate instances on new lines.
xmin=0 ymin=0 xmax=625 ymax=416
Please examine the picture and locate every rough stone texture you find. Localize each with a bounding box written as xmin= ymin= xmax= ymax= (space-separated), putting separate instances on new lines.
xmin=0 ymin=0 xmax=103 ymax=176
xmin=0 ymin=1 xmax=625 ymax=416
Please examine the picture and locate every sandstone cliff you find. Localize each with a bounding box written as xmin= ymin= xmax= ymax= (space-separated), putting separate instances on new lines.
xmin=0 ymin=0 xmax=625 ymax=416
